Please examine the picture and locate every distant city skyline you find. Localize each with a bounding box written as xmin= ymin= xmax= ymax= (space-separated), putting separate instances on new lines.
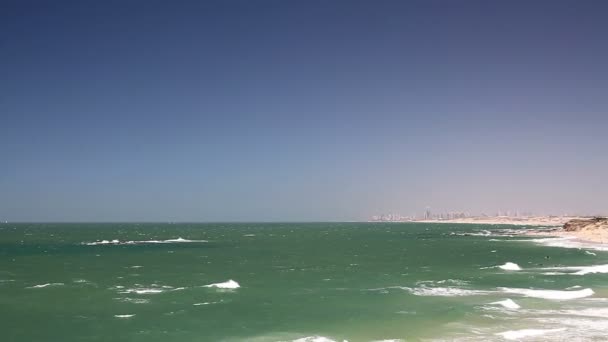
xmin=369 ymin=208 xmax=585 ymax=222
xmin=2 ymin=0 xmax=607 ymax=221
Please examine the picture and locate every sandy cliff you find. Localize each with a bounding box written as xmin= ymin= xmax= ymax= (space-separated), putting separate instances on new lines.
xmin=561 ymin=217 xmax=608 ymax=243
xmin=564 ymin=217 xmax=608 ymax=231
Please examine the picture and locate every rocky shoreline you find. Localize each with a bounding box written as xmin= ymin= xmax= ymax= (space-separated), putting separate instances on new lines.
xmin=525 ymin=217 xmax=608 ymax=244
xmin=414 ymin=216 xmax=580 ymax=227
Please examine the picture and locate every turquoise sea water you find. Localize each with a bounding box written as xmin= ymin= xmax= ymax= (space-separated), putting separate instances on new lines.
xmin=1 ymin=222 xmax=607 ymax=341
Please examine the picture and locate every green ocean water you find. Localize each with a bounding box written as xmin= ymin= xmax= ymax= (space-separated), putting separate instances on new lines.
xmin=1 ymin=222 xmax=608 ymax=341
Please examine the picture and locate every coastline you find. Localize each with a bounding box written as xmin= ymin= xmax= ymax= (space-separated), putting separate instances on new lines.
xmin=409 ymin=216 xmax=582 ymax=227
xmin=408 ymin=215 xmax=608 ymax=245
xmin=521 ymin=219 xmax=608 ymax=245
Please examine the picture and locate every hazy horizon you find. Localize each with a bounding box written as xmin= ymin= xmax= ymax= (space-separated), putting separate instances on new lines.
xmin=2 ymin=0 xmax=607 ymax=222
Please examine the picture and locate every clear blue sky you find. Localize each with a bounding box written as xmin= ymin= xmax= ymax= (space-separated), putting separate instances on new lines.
xmin=1 ymin=0 xmax=607 ymax=221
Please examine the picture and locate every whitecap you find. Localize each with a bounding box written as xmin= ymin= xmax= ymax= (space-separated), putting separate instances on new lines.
xmin=115 ymin=297 xmax=150 ymax=304
xmin=541 ymin=272 xmax=568 ymax=275
xmin=193 ymin=300 xmax=223 ymax=306
xmin=452 ymin=230 xmax=493 ymax=237
xmin=586 ymin=251 xmax=597 ymax=256
xmin=84 ymin=238 xmax=207 ymax=246
xmin=401 ymin=286 xmax=491 ymax=297
xmin=499 ymin=287 xmax=594 ymax=300
xmin=531 ymin=236 xmax=608 ymax=251
xmin=540 ymin=264 xmax=608 ymax=275
xmin=572 ymin=264 xmax=608 ymax=275
xmin=85 ymin=240 xmax=120 ymax=245
xmin=292 ymin=337 xmax=338 ymax=342
xmin=119 ymin=288 xmax=164 ymax=294
xmin=495 ymin=328 xmax=565 ymax=340
xmin=204 ymin=279 xmax=240 ymax=289
xmin=489 ymin=299 xmax=520 ymax=310
xmin=530 ymin=316 xmax=608 ymax=340
xmin=498 ymin=262 xmax=521 ymax=271
xmin=114 ymin=314 xmax=135 ymax=318
xmin=436 ymin=279 xmax=470 ymax=286
xmin=158 ymin=237 xmax=202 ymax=243
xmin=27 ymin=283 xmax=64 ymax=288
xmin=73 ymin=279 xmax=91 ymax=284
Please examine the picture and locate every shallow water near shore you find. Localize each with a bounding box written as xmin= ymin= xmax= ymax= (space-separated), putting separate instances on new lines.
xmin=1 ymin=222 xmax=608 ymax=341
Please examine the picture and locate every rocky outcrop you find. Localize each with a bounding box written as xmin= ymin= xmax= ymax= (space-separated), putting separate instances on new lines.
xmin=563 ymin=217 xmax=608 ymax=232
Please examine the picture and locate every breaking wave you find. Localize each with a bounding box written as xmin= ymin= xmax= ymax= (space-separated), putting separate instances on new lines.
xmin=116 ymin=284 xmax=186 ymax=295
xmin=498 ymin=287 xmax=594 ymax=300
xmin=119 ymin=288 xmax=164 ymax=294
xmin=292 ymin=337 xmax=337 ymax=342
xmin=27 ymin=283 xmax=64 ymax=288
xmin=115 ymin=297 xmax=150 ymax=304
xmin=204 ymin=279 xmax=240 ymax=289
xmin=83 ymin=237 xmax=207 ymax=246
xmin=530 ymin=236 xmax=608 ymax=251
xmin=540 ymin=264 xmax=608 ymax=275
xmin=498 ymin=262 xmax=521 ymax=271
xmin=495 ymin=328 xmax=566 ymax=340
xmin=401 ymin=286 xmax=491 ymax=297
xmin=488 ymin=299 xmax=520 ymax=310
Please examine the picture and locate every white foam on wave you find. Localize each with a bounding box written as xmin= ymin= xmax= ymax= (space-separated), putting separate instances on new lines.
xmin=73 ymin=279 xmax=92 ymax=284
xmin=532 ymin=317 xmax=608 ymax=340
xmin=401 ymin=286 xmax=491 ymax=297
xmin=499 ymin=287 xmax=594 ymax=300
xmin=204 ymin=279 xmax=240 ymax=289
xmin=292 ymin=337 xmax=340 ymax=342
xmin=489 ymin=299 xmax=520 ymax=310
xmin=160 ymin=237 xmax=202 ymax=243
xmin=569 ymin=264 xmax=608 ymax=275
xmin=116 ymin=284 xmax=185 ymax=295
xmin=533 ymin=307 xmax=608 ymax=319
xmin=531 ymin=236 xmax=608 ymax=251
xmin=540 ymin=263 xmax=608 ymax=275
xmin=27 ymin=283 xmax=64 ymax=288
xmin=571 ymin=264 xmax=608 ymax=275
xmin=114 ymin=314 xmax=135 ymax=318
xmin=469 ymin=230 xmax=493 ymax=236
xmin=84 ymin=237 xmax=207 ymax=246
xmin=451 ymin=230 xmax=493 ymax=237
xmin=85 ymin=239 xmax=120 ymax=245
xmin=586 ymin=251 xmax=597 ymax=256
xmin=193 ymin=301 xmax=223 ymax=306
xmin=495 ymin=328 xmax=565 ymax=340
xmin=115 ymin=297 xmax=150 ymax=304
xmin=120 ymin=288 xmax=164 ymax=294
xmin=416 ymin=279 xmax=470 ymax=286
xmin=498 ymin=262 xmax=521 ymax=271
xmin=541 ymin=272 xmax=568 ymax=275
